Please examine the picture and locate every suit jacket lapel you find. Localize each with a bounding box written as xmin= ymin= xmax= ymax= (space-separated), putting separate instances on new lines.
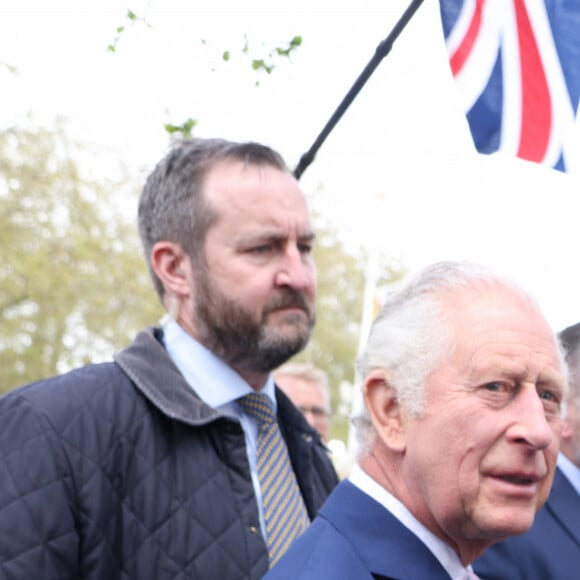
xmin=320 ymin=480 xmax=451 ymax=579
xmin=546 ymin=468 xmax=580 ymax=548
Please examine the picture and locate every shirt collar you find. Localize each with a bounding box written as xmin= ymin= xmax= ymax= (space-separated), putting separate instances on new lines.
xmin=557 ymin=452 xmax=580 ymax=495
xmin=162 ymin=319 xmax=276 ymax=410
xmin=349 ymin=464 xmax=475 ymax=580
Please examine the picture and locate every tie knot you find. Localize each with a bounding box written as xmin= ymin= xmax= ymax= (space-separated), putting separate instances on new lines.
xmin=238 ymin=393 xmax=275 ymax=425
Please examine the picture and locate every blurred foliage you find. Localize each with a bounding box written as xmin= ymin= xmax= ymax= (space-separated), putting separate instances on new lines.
xmin=107 ymin=9 xmax=151 ymax=53
xmin=106 ymin=9 xmax=302 ymax=134
xmin=0 ymin=120 xmax=163 ymax=393
xmin=247 ymin=35 xmax=302 ymax=77
xmin=164 ymin=117 xmax=198 ymax=139
xmin=0 ymin=119 xmax=404 ymax=444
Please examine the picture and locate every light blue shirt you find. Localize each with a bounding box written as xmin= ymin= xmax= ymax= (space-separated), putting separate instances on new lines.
xmin=557 ymin=452 xmax=580 ymax=495
xmin=349 ymin=465 xmax=477 ymax=580
xmin=162 ymin=319 xmax=277 ymax=538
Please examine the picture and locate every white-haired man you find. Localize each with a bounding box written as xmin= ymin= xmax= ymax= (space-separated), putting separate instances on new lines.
xmin=474 ymin=321 xmax=580 ymax=579
xmin=265 ymin=260 xmax=567 ymax=580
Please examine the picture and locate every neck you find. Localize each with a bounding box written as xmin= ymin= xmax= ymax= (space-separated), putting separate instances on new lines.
xmin=233 ymin=367 xmax=269 ymax=391
xmin=360 ymin=449 xmax=489 ymax=567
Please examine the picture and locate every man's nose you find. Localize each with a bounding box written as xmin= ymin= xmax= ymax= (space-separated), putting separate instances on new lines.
xmin=507 ymin=386 xmax=555 ymax=450
xmin=274 ymin=248 xmax=314 ymax=290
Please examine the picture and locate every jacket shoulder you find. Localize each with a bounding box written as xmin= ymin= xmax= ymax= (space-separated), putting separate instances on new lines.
xmin=264 ymin=515 xmax=373 ymax=579
xmin=2 ymin=361 xmax=137 ymax=432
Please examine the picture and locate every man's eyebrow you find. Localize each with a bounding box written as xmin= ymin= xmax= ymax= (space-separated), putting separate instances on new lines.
xmin=537 ymin=372 xmax=566 ymax=393
xmin=246 ymin=230 xmax=316 ymax=241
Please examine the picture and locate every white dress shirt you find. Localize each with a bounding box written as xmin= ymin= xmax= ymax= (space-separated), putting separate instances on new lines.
xmin=349 ymin=465 xmax=477 ymax=580
xmin=162 ymin=319 xmax=276 ymax=538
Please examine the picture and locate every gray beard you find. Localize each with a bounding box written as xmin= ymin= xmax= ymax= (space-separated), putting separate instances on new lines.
xmin=193 ymin=273 xmax=315 ymax=372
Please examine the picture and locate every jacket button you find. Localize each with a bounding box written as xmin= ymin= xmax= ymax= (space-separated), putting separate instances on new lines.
xmin=248 ymin=525 xmax=259 ymax=535
xmin=302 ymin=433 xmax=313 ymax=443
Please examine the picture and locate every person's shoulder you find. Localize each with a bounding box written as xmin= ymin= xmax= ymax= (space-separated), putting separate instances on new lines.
xmin=4 ymin=360 xmax=126 ymax=402
xmin=264 ymin=514 xmax=373 ymax=579
xmin=1 ymin=361 xmax=133 ymax=432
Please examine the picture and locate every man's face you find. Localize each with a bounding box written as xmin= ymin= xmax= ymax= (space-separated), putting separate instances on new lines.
xmin=561 ymin=350 xmax=580 ymax=466
xmin=188 ymin=160 xmax=316 ymax=375
xmin=401 ymin=287 xmax=565 ymax=556
xmin=564 ymin=398 xmax=580 ymax=465
xmin=561 ymin=394 xmax=580 ymax=466
xmin=276 ymin=375 xmax=331 ymax=442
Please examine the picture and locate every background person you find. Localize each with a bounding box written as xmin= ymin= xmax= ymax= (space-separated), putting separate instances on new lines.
xmin=0 ymin=138 xmax=338 ymax=580
xmin=474 ymin=321 xmax=580 ymax=579
xmin=265 ymin=260 xmax=567 ymax=580
xmin=274 ymin=362 xmax=332 ymax=443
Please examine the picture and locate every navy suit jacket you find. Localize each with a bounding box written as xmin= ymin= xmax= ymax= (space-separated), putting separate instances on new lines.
xmin=264 ymin=480 xmax=451 ymax=579
xmin=474 ymin=467 xmax=580 ymax=580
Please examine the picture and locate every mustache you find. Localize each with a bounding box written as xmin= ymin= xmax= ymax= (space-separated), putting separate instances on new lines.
xmin=264 ymin=289 xmax=313 ymax=316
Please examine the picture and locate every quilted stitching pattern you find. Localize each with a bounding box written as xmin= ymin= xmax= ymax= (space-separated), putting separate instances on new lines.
xmin=0 ymin=329 xmax=338 ymax=579
xmin=0 ymin=364 xmax=267 ymax=579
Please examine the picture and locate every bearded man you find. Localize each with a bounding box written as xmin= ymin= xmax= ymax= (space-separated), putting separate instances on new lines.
xmin=0 ymin=138 xmax=338 ymax=580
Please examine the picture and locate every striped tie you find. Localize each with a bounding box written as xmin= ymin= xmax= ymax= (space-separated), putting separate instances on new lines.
xmin=238 ymin=393 xmax=309 ymax=566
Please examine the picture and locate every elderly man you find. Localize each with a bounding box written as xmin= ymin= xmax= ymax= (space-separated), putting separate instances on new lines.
xmin=274 ymin=363 xmax=332 ymax=442
xmin=474 ymin=321 xmax=580 ymax=579
xmin=265 ymin=260 xmax=567 ymax=580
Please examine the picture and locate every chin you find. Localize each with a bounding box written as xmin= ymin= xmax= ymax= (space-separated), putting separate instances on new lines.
xmin=484 ymin=512 xmax=536 ymax=540
xmin=269 ymin=319 xmax=311 ymax=342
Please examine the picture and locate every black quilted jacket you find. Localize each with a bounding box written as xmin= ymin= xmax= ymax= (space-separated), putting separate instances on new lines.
xmin=0 ymin=327 xmax=338 ymax=580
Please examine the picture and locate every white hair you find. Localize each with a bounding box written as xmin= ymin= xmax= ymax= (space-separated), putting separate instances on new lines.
xmin=353 ymin=260 xmax=546 ymax=457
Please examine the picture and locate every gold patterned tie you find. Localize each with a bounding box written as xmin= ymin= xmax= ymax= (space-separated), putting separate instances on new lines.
xmin=238 ymin=393 xmax=310 ymax=566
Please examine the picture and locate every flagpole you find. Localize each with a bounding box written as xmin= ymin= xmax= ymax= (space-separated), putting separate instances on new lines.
xmin=293 ymin=0 xmax=427 ymax=180
xmin=346 ymin=196 xmax=383 ymax=458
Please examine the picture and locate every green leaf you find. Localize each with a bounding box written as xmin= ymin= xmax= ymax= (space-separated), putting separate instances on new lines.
xmin=164 ymin=117 xmax=198 ymax=138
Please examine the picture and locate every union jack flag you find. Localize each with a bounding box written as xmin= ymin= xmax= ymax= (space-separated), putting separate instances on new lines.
xmin=438 ymin=0 xmax=580 ymax=172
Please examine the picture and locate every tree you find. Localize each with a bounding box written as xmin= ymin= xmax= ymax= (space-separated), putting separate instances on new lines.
xmin=0 ymin=119 xmax=163 ymax=393
xmin=0 ymin=119 xmax=404 ymax=444
xmin=108 ymin=9 xmax=303 ymax=138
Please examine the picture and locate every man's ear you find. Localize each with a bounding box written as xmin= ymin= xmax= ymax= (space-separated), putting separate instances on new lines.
xmin=561 ymin=416 xmax=573 ymax=440
xmin=150 ymin=241 xmax=191 ymax=297
xmin=363 ymin=369 xmax=408 ymax=452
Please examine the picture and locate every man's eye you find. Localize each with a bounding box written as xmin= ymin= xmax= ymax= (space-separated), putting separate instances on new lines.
xmin=539 ymin=390 xmax=558 ymax=402
xmin=249 ymin=245 xmax=271 ymax=254
xmin=483 ymin=382 xmax=505 ymax=392
xmin=298 ymin=243 xmax=313 ymax=254
xmin=538 ymin=389 xmax=562 ymax=417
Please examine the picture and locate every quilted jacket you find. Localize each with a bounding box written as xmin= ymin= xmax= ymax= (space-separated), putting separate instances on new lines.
xmin=0 ymin=327 xmax=338 ymax=580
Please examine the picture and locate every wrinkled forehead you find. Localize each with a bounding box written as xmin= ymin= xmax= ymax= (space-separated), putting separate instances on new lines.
xmin=440 ymin=282 xmax=541 ymax=327
xmin=440 ymin=284 xmax=562 ymax=361
xmin=203 ymin=159 xmax=307 ymax=212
